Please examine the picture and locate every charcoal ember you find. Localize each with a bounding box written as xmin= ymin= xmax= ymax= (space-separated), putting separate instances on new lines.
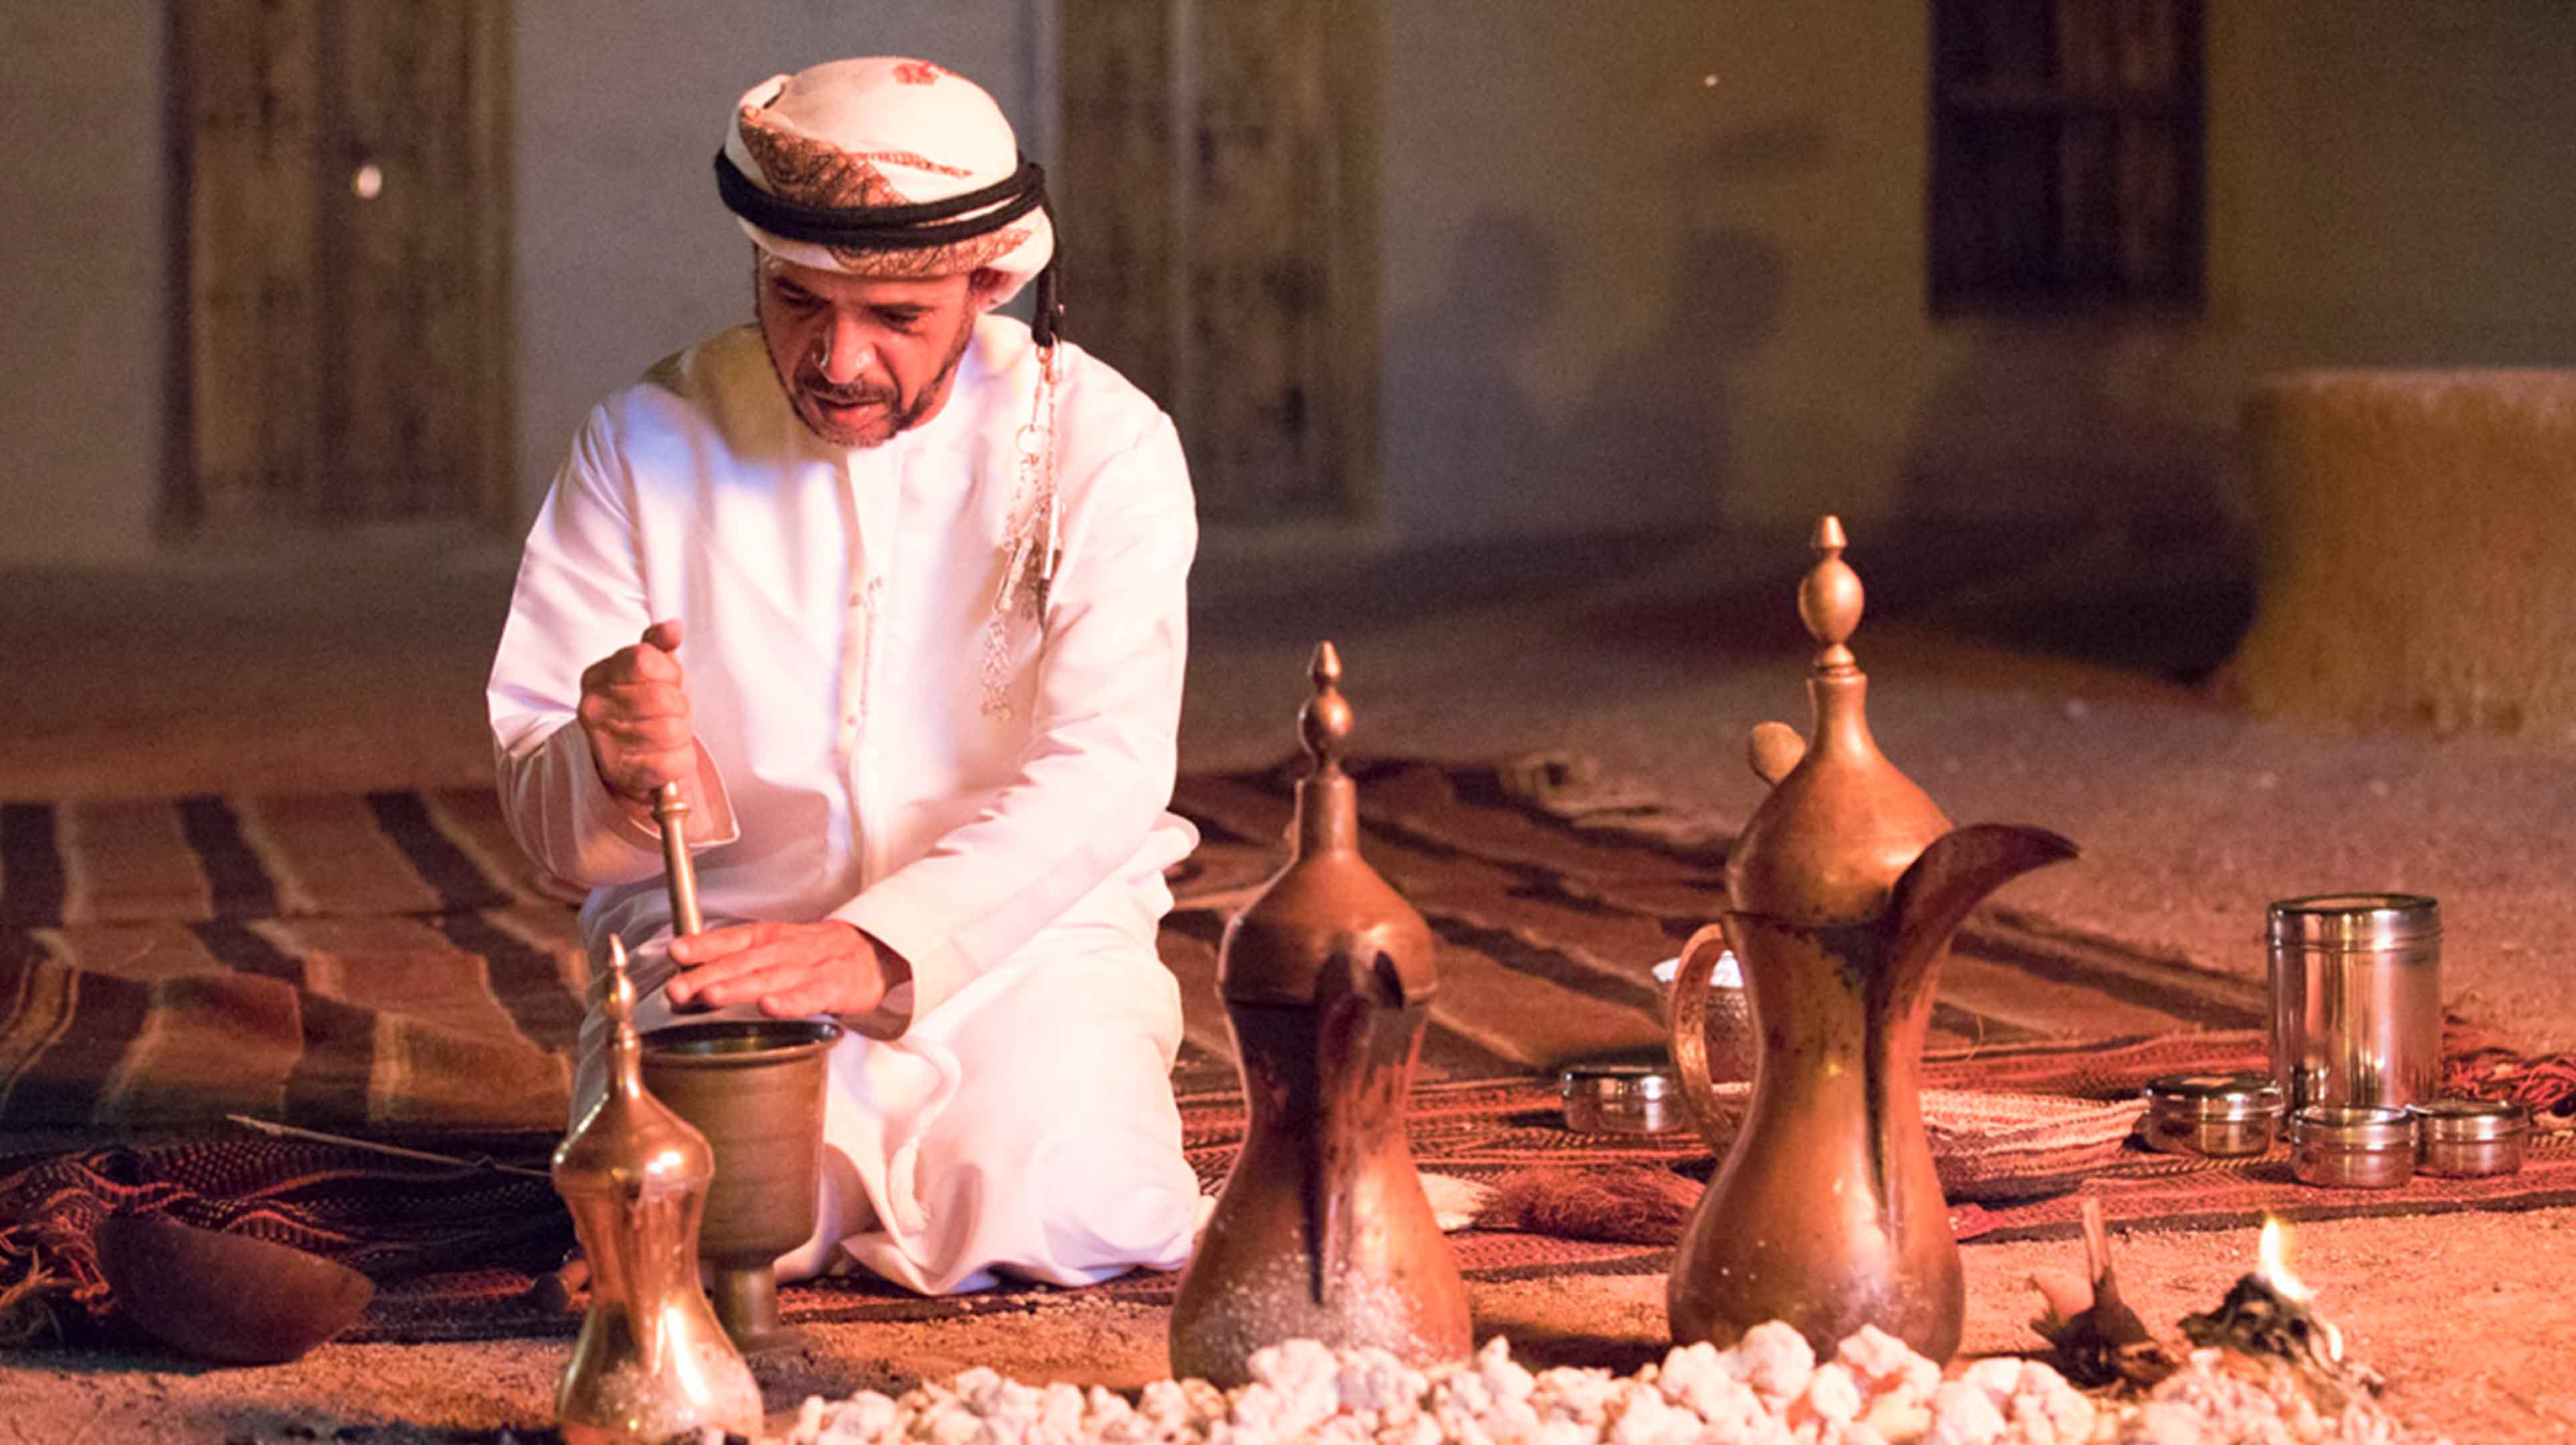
xmin=2181 ymin=1276 xmax=2343 ymax=1375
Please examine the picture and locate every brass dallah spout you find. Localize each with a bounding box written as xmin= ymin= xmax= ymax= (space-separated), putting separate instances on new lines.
xmin=1665 ymin=517 xmax=2077 ymax=1363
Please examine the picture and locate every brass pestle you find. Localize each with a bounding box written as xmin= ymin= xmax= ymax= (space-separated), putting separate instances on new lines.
xmin=637 ymin=781 xmax=841 ymax=1353
xmin=655 ymin=782 xmax=704 ymax=937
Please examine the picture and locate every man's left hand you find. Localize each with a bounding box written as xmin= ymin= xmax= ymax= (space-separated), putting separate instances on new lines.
xmin=664 ymin=920 xmax=891 ymax=1018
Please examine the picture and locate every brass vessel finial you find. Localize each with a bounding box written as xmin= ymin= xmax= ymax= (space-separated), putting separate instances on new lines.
xmin=1285 ymin=642 xmax=1360 ymax=864
xmin=555 ymin=938 xmax=705 ymax=1187
xmin=605 ymin=942 xmax=635 ymax=1040
xmin=1300 ymin=641 xmax=1352 ymax=775
xmin=1797 ymin=515 xmax=1863 ymax=676
xmin=1728 ymin=516 xmax=1946 ymax=924
xmin=607 ymin=939 xmax=642 ymax=1043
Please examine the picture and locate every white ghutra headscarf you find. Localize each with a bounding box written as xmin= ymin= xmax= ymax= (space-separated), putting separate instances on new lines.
xmin=715 ymin=56 xmax=1068 ymax=717
xmin=717 ymin=57 xmax=1059 ymax=325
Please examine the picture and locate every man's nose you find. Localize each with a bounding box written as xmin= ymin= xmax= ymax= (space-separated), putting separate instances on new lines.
xmin=818 ymin=314 xmax=870 ymax=385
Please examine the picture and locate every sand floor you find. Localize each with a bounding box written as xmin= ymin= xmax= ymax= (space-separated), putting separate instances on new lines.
xmin=3 ymin=518 xmax=2570 ymax=1440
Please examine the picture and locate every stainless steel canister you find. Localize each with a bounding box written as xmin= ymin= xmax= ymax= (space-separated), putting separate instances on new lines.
xmin=2287 ymin=1104 xmax=2416 ymax=1189
xmin=2141 ymin=1072 xmax=2285 ymax=1156
xmin=2411 ymin=1097 xmax=2529 ymax=1177
xmin=2268 ymin=894 xmax=2441 ymax=1113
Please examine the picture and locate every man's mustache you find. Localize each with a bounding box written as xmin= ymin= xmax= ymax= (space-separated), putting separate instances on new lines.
xmin=802 ymin=375 xmax=896 ymax=406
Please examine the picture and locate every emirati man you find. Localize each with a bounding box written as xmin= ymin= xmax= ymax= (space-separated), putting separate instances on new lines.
xmin=486 ymin=57 xmax=1202 ymax=1293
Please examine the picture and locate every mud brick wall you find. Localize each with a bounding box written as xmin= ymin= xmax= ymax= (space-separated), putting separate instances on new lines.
xmin=2225 ymin=370 xmax=2576 ymax=735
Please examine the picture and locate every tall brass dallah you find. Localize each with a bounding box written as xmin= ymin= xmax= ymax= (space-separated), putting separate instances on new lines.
xmin=1665 ymin=518 xmax=2078 ymax=1363
xmin=553 ymin=937 xmax=762 ymax=1444
xmin=1168 ymin=643 xmax=1471 ymax=1387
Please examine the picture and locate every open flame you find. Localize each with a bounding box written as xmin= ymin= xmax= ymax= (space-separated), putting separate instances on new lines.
xmin=2255 ymin=1216 xmax=2342 ymax=1362
xmin=2255 ymin=1217 xmax=2311 ymax=1301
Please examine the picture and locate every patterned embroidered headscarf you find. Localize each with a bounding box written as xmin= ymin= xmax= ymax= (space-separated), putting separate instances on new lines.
xmin=717 ymin=58 xmax=1056 ymax=316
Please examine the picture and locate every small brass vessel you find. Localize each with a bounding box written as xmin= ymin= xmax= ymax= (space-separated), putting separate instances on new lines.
xmin=639 ymin=782 xmax=840 ymax=1353
xmin=553 ymin=937 xmax=761 ymax=1444
xmin=639 ymin=1018 xmax=838 ymax=1351
xmin=1665 ymin=518 xmax=2077 ymax=1363
xmin=1167 ymin=642 xmax=1472 ymax=1387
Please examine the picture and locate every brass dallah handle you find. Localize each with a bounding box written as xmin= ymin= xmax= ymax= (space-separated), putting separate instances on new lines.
xmin=653 ymin=781 xmax=704 ymax=938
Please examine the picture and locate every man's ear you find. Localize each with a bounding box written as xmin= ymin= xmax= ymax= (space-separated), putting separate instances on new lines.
xmin=967 ymin=268 xmax=1012 ymax=314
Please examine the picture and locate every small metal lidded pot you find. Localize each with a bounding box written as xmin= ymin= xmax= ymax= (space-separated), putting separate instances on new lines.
xmin=2140 ymin=1072 xmax=2285 ymax=1157
xmin=1561 ymin=1062 xmax=1686 ymax=1135
xmin=2411 ymin=1097 xmax=2530 ymax=1177
xmin=2286 ymin=1103 xmax=2417 ymax=1189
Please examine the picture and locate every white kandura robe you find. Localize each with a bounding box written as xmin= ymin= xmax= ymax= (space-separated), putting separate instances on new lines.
xmin=486 ymin=316 xmax=1204 ymax=1294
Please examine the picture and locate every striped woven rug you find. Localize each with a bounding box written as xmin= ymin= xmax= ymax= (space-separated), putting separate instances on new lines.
xmin=13 ymin=1026 xmax=2573 ymax=1345
xmin=9 ymin=761 xmax=2567 ymax=1347
xmin=1158 ymin=754 xmax=2264 ymax=1092
xmin=0 ymin=755 xmax=2266 ymax=1137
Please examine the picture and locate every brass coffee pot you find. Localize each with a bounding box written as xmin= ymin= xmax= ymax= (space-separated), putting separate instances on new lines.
xmin=1665 ymin=518 xmax=2077 ymax=1363
xmin=553 ymin=937 xmax=762 ymax=1444
xmin=1168 ymin=643 xmax=1472 ymax=1387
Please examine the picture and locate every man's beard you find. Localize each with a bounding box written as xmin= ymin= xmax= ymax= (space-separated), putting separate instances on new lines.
xmin=777 ymin=314 xmax=976 ymax=448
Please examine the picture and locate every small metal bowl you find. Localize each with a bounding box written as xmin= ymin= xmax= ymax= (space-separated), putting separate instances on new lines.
xmin=1560 ymin=1062 xmax=1686 ymax=1135
xmin=2140 ymin=1072 xmax=2285 ymax=1157
xmin=2411 ymin=1096 xmax=2529 ymax=1177
xmin=2288 ymin=1103 xmax=2416 ymax=1189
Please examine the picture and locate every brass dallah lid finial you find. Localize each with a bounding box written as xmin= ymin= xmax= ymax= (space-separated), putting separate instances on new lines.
xmin=1216 ymin=642 xmax=1437 ymax=1006
xmin=1726 ymin=516 xmax=1952 ymax=926
xmin=1798 ymin=515 xmax=1863 ymax=676
xmin=1302 ymin=640 xmax=1353 ymax=778
xmin=552 ymin=938 xmax=714 ymax=1197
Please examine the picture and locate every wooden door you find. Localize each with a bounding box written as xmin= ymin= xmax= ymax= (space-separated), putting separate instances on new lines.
xmin=1058 ymin=0 xmax=1378 ymax=524
xmin=174 ymin=0 xmax=512 ymax=533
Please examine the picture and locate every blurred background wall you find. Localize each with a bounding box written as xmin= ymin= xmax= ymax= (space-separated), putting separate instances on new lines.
xmin=2 ymin=2 xmax=2569 ymax=566
xmin=3 ymin=5 xmax=171 ymax=565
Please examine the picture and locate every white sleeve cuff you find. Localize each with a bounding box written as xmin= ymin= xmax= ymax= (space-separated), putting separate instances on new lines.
xmin=832 ymin=881 xmax=968 ymax=1032
xmin=565 ymin=730 xmax=741 ymax=852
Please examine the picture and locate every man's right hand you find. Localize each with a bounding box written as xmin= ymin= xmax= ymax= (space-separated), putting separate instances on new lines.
xmin=577 ymin=619 xmax=695 ymax=802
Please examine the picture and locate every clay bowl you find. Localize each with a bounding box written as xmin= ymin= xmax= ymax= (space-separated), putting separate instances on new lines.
xmin=95 ymin=1214 xmax=375 ymax=1365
